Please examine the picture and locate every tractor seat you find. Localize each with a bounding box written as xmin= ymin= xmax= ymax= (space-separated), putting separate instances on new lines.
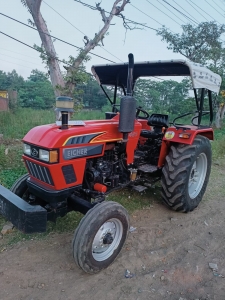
xmin=140 ymin=113 xmax=169 ymax=139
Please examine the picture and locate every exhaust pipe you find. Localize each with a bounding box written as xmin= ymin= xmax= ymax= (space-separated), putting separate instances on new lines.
xmin=119 ymin=53 xmax=136 ymax=142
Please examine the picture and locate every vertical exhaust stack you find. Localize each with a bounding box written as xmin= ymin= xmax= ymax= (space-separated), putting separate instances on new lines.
xmin=119 ymin=53 xmax=136 ymax=141
xmin=55 ymin=96 xmax=74 ymax=129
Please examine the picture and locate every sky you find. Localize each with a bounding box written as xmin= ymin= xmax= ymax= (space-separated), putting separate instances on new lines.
xmin=1 ymin=0 xmax=225 ymax=79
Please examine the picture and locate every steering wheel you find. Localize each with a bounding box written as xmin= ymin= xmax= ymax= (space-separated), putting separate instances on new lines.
xmin=136 ymin=106 xmax=149 ymax=119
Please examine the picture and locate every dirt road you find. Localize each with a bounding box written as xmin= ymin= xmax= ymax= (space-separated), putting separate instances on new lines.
xmin=0 ymin=162 xmax=225 ymax=300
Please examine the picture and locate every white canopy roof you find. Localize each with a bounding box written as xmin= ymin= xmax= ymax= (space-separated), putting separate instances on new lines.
xmin=185 ymin=61 xmax=221 ymax=94
xmin=92 ymin=60 xmax=222 ymax=94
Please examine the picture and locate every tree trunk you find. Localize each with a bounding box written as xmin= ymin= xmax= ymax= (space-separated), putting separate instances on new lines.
xmin=215 ymin=105 xmax=222 ymax=129
xmin=25 ymin=0 xmax=64 ymax=97
xmin=220 ymin=103 xmax=225 ymax=121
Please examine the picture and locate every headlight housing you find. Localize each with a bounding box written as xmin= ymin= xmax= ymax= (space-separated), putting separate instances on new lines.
xmin=23 ymin=143 xmax=31 ymax=155
xmin=23 ymin=143 xmax=58 ymax=163
xmin=39 ymin=149 xmax=49 ymax=162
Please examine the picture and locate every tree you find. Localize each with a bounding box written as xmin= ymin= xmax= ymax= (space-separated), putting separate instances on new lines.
xmin=157 ymin=22 xmax=225 ymax=128
xmin=77 ymin=76 xmax=108 ymax=109
xmin=134 ymin=78 xmax=191 ymax=117
xmin=21 ymin=0 xmax=130 ymax=102
xmin=19 ymin=69 xmax=55 ymax=109
xmin=0 ymin=70 xmax=24 ymax=91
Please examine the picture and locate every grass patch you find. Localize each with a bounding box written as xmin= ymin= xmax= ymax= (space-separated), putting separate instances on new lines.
xmin=212 ymin=126 xmax=225 ymax=159
xmin=0 ymin=108 xmax=104 ymax=139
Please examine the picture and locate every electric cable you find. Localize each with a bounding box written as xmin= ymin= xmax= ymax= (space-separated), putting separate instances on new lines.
xmin=162 ymin=0 xmax=198 ymax=25
xmin=0 ymin=47 xmax=39 ymax=59
xmin=0 ymin=52 xmax=43 ymax=67
xmin=73 ymin=0 xmax=158 ymax=31
xmin=212 ymin=0 xmax=225 ymax=11
xmin=186 ymin=0 xmax=210 ymax=21
xmin=0 ymin=58 xmax=36 ymax=69
xmin=0 ymin=12 xmax=116 ymax=64
xmin=42 ymin=0 xmax=123 ymax=62
xmin=130 ymin=3 xmax=164 ymax=27
xmin=0 ymin=30 xmax=92 ymax=77
xmin=172 ymin=0 xmax=199 ymax=24
xmin=157 ymin=0 xmax=190 ymax=25
xmin=205 ymin=0 xmax=225 ymax=19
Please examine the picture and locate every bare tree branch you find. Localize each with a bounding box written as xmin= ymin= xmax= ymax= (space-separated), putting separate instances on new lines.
xmin=23 ymin=0 xmax=130 ymax=100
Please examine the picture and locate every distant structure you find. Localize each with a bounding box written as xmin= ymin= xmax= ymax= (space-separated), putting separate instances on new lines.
xmin=0 ymin=90 xmax=9 ymax=111
xmin=0 ymin=90 xmax=17 ymax=111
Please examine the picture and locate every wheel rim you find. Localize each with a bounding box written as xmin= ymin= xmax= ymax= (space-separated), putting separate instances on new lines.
xmin=92 ymin=218 xmax=123 ymax=262
xmin=188 ymin=152 xmax=207 ymax=199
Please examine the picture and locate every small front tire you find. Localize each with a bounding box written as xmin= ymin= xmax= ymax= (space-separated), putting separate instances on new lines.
xmin=72 ymin=201 xmax=129 ymax=274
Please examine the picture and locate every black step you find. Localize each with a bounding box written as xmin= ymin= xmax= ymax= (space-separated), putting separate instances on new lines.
xmin=138 ymin=164 xmax=158 ymax=173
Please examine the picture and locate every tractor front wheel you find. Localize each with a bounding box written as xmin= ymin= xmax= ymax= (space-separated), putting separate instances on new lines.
xmin=10 ymin=173 xmax=30 ymax=200
xmin=161 ymin=135 xmax=211 ymax=212
xmin=72 ymin=201 xmax=129 ymax=274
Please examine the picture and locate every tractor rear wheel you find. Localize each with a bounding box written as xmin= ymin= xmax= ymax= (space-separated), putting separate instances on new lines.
xmin=72 ymin=201 xmax=129 ymax=274
xmin=161 ymin=135 xmax=211 ymax=212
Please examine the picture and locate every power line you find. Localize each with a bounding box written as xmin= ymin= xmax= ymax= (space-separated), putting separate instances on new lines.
xmin=219 ymin=0 xmax=225 ymax=7
xmin=212 ymin=0 xmax=225 ymax=11
xmin=205 ymin=0 xmax=225 ymax=19
xmin=172 ymin=0 xmax=199 ymax=24
xmin=186 ymin=0 xmax=210 ymax=21
xmin=43 ymin=0 xmax=86 ymax=36
xmin=42 ymin=0 xmax=123 ymax=62
xmin=146 ymin=0 xmax=182 ymax=27
xmin=0 ymin=58 xmax=36 ymax=70
xmin=0 ymin=52 xmax=43 ymax=67
xmin=130 ymin=3 xmax=164 ymax=27
xmin=157 ymin=0 xmax=189 ymax=25
xmin=162 ymin=0 xmax=198 ymax=25
xmin=73 ymin=0 xmax=158 ymax=31
xmin=0 ymin=47 xmax=39 ymax=59
xmin=0 ymin=30 xmax=95 ymax=78
xmin=0 ymin=12 xmax=116 ymax=64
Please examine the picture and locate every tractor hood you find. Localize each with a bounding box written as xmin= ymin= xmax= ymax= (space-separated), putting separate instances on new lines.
xmin=91 ymin=60 xmax=222 ymax=94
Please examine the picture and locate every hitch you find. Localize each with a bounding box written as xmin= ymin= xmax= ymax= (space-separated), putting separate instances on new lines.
xmin=0 ymin=184 xmax=47 ymax=233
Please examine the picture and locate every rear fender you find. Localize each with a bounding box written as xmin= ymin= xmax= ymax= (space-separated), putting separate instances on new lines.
xmin=158 ymin=127 xmax=213 ymax=167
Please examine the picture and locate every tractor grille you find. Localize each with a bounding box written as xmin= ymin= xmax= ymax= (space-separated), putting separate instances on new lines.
xmin=25 ymin=160 xmax=54 ymax=186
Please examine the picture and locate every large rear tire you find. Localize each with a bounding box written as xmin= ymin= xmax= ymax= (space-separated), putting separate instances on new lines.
xmin=72 ymin=201 xmax=129 ymax=274
xmin=161 ymin=135 xmax=211 ymax=212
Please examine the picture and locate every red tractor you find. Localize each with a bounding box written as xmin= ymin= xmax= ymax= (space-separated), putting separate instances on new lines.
xmin=0 ymin=54 xmax=221 ymax=274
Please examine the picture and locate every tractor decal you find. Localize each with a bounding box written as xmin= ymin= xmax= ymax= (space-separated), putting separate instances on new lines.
xmin=63 ymin=132 xmax=104 ymax=146
xmin=63 ymin=144 xmax=103 ymax=160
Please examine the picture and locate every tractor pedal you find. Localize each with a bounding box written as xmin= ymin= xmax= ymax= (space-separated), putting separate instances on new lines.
xmin=138 ymin=164 xmax=158 ymax=173
xmin=132 ymin=185 xmax=147 ymax=192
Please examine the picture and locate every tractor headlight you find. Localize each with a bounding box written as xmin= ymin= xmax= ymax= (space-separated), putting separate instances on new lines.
xmin=39 ymin=149 xmax=58 ymax=163
xmin=23 ymin=143 xmax=31 ymax=155
xmin=39 ymin=149 xmax=49 ymax=162
xmin=23 ymin=143 xmax=58 ymax=163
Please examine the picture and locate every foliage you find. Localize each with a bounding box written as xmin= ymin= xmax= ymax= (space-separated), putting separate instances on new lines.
xmin=134 ymin=78 xmax=194 ymax=117
xmin=19 ymin=69 xmax=55 ymax=109
xmin=157 ymin=22 xmax=225 ymax=127
xmin=77 ymin=76 xmax=108 ymax=109
xmin=0 ymin=68 xmax=111 ymax=110
xmin=157 ymin=22 xmax=225 ymax=67
xmin=0 ymin=69 xmax=24 ymax=90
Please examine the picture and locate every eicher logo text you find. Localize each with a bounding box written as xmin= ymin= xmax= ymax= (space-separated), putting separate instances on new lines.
xmin=63 ymin=145 xmax=103 ymax=160
xmin=67 ymin=148 xmax=88 ymax=158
